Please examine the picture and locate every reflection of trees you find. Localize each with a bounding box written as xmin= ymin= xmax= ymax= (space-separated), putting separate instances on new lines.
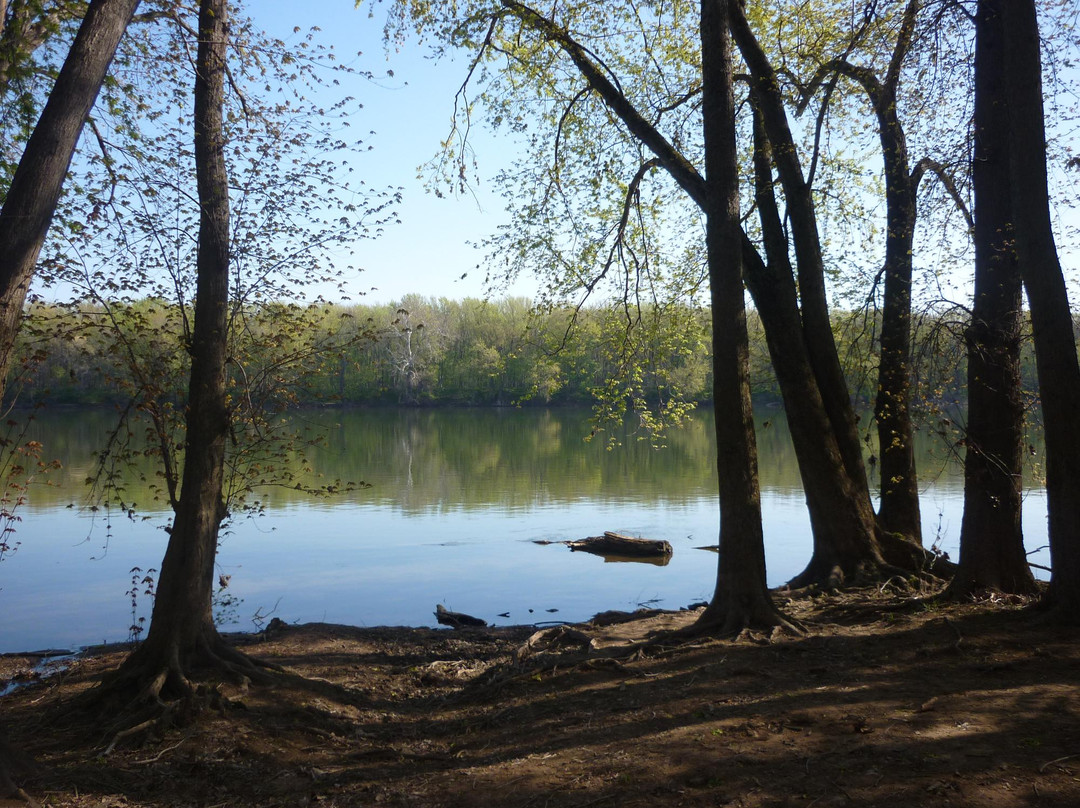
xmin=22 ymin=407 xmax=996 ymax=513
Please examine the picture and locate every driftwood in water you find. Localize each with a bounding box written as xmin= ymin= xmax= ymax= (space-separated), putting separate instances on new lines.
xmin=566 ymin=531 xmax=673 ymax=558
xmin=435 ymin=604 xmax=487 ymax=629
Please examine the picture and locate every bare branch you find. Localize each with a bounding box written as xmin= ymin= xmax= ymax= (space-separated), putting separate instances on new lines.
xmin=913 ymin=157 xmax=973 ymax=231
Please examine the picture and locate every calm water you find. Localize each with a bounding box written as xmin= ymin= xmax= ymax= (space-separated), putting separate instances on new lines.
xmin=0 ymin=407 xmax=1049 ymax=653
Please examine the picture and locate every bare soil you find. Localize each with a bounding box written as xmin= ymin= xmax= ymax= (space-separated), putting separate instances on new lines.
xmin=2 ymin=589 xmax=1078 ymax=807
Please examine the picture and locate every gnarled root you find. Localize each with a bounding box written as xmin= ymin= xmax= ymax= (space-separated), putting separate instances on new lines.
xmin=878 ymin=531 xmax=957 ymax=578
xmin=686 ymin=596 xmax=805 ymax=639
xmin=787 ymin=553 xmax=942 ymax=593
xmin=80 ymin=629 xmax=282 ymax=753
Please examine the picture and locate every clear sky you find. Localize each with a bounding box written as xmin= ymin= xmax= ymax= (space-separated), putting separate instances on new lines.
xmin=258 ymin=2 xmax=532 ymax=306
xmin=42 ymin=3 xmax=1073 ymax=307
xmin=257 ymin=2 xmax=1077 ymax=309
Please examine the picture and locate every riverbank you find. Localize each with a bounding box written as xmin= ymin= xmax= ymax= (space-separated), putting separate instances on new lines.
xmin=2 ymin=588 xmax=1078 ymax=807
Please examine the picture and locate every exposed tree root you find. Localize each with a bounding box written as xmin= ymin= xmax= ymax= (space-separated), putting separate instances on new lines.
xmin=940 ymin=576 xmax=1041 ymax=603
xmin=686 ymin=594 xmax=806 ymax=639
xmin=74 ymin=629 xmax=284 ymax=754
xmin=786 ymin=553 xmax=944 ymax=593
xmin=687 ymin=608 xmax=805 ymax=639
xmin=787 ymin=530 xmax=955 ymax=593
xmin=878 ymin=531 xmax=957 ymax=578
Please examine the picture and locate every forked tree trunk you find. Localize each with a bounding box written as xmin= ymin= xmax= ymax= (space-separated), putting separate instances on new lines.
xmin=501 ymin=0 xmax=924 ymax=598
xmin=725 ymin=3 xmax=938 ymax=587
xmin=730 ymin=5 xmax=940 ymax=586
xmin=998 ymin=0 xmax=1080 ymax=617
xmin=695 ymin=0 xmax=787 ymax=632
xmin=110 ymin=0 xmax=247 ymax=698
xmin=497 ymin=0 xmax=788 ymax=626
xmin=743 ymin=109 xmax=886 ymax=587
xmin=0 ymin=0 xmax=140 ymax=405
xmin=728 ymin=3 xmax=871 ymax=504
xmin=947 ymin=0 xmax=1035 ymax=598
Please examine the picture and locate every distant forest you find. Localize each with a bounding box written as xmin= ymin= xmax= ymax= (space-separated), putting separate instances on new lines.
xmin=11 ymin=295 xmax=1044 ymax=412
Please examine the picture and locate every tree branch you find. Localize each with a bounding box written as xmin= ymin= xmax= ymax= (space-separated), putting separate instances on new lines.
xmin=885 ymin=0 xmax=921 ymax=91
xmin=912 ymin=157 xmax=973 ymax=231
xmin=501 ymin=0 xmax=706 ymax=208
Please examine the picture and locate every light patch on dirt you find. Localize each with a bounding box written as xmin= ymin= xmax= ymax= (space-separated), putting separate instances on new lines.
xmin=2 ymin=590 xmax=1079 ymax=807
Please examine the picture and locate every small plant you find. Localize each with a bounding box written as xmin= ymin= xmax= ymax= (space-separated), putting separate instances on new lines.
xmin=213 ymin=573 xmax=243 ymax=628
xmin=126 ymin=566 xmax=156 ymax=644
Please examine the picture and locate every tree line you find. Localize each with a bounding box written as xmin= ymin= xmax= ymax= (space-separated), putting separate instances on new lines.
xmin=12 ymin=295 xmax=1044 ymax=412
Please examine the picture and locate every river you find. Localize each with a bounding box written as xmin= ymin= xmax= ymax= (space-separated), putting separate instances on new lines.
xmin=0 ymin=406 xmax=1049 ymax=653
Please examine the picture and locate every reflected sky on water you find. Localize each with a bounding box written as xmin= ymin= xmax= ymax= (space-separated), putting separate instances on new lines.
xmin=0 ymin=407 xmax=1049 ymax=653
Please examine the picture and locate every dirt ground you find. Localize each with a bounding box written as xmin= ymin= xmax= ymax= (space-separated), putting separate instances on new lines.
xmin=2 ymin=588 xmax=1078 ymax=807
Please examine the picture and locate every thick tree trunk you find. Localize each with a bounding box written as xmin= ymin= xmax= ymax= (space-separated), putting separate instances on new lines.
xmin=947 ymin=0 xmax=1035 ymax=598
xmin=998 ymin=0 xmax=1080 ymax=617
xmin=0 ymin=0 xmax=140 ymax=406
xmin=728 ymin=2 xmax=871 ymax=505
xmin=694 ymin=0 xmax=788 ymax=633
xmin=743 ymin=109 xmax=885 ymax=588
xmin=109 ymin=0 xmax=254 ymax=699
xmin=871 ymin=83 xmax=922 ymax=544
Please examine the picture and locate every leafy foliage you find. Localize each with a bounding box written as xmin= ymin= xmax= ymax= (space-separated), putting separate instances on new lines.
xmin=8 ymin=3 xmax=401 ymax=525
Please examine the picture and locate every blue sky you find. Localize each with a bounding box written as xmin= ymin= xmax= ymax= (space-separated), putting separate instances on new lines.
xmin=43 ymin=3 xmax=1068 ymax=308
xmin=259 ymin=2 xmax=531 ymax=305
xmin=256 ymin=2 xmax=1077 ymax=310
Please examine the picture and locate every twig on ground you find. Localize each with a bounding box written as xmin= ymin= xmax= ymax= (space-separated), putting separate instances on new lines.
xmin=1039 ymin=753 xmax=1079 ymax=773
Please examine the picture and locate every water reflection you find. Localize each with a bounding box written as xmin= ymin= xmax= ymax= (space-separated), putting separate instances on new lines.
xmin=0 ymin=405 xmax=1047 ymax=654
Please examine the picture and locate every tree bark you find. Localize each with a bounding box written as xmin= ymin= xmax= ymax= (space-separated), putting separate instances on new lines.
xmin=873 ymin=100 xmax=922 ymax=545
xmin=998 ymin=0 xmax=1080 ymax=617
xmin=0 ymin=0 xmax=140 ymax=406
xmin=947 ymin=0 xmax=1034 ymax=598
xmin=728 ymin=2 xmax=870 ymax=504
xmin=743 ymin=109 xmax=885 ymax=588
xmin=107 ymin=0 xmax=261 ymax=700
xmin=0 ymin=0 xmax=139 ymax=790
xmin=694 ymin=0 xmax=787 ymax=633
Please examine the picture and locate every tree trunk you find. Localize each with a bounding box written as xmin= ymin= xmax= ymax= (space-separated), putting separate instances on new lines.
xmin=999 ymin=0 xmax=1080 ymax=617
xmin=108 ymin=0 xmax=263 ymax=700
xmin=0 ymin=0 xmax=139 ymax=790
xmin=694 ymin=0 xmax=788 ymax=633
xmin=0 ymin=0 xmax=140 ymax=406
xmin=869 ymin=69 xmax=922 ymax=544
xmin=832 ymin=0 xmax=925 ymax=544
xmin=728 ymin=2 xmax=870 ymax=505
xmin=947 ymin=0 xmax=1035 ymax=598
xmin=499 ymin=0 xmax=926 ymax=594
xmin=743 ymin=108 xmax=885 ymax=588
xmin=725 ymin=2 xmax=937 ymax=586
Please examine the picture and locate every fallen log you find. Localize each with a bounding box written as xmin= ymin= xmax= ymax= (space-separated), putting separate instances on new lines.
xmin=566 ymin=531 xmax=673 ymax=558
xmin=434 ymin=604 xmax=487 ymax=629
